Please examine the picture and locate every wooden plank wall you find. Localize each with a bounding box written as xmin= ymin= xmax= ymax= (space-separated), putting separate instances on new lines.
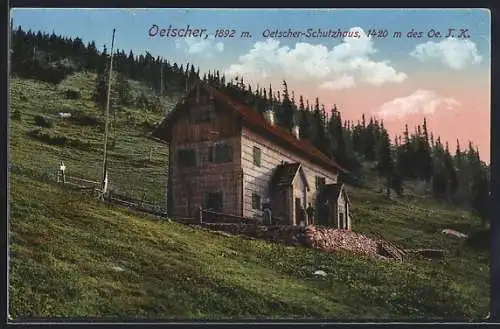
xmin=240 ymin=127 xmax=338 ymax=221
xmin=292 ymin=172 xmax=308 ymax=226
xmin=169 ymin=137 xmax=243 ymax=218
xmin=166 ymin=90 xmax=244 ymax=218
xmin=168 ymin=90 xmax=241 ymax=145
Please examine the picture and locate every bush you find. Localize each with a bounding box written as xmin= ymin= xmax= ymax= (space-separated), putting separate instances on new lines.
xmin=124 ymin=111 xmax=137 ymax=125
xmin=27 ymin=128 xmax=92 ymax=150
xmin=15 ymin=58 xmax=76 ymax=84
xmin=141 ymin=119 xmax=156 ymax=131
xmin=63 ymin=88 xmax=81 ymax=100
xmin=70 ymin=111 xmax=101 ymax=126
xmin=67 ymin=137 xmax=92 ymax=151
xmin=34 ymin=115 xmax=54 ymax=128
xmin=11 ymin=110 xmax=22 ymax=121
xmin=28 ymin=128 xmax=66 ymax=145
xmin=466 ymin=228 xmax=489 ymax=251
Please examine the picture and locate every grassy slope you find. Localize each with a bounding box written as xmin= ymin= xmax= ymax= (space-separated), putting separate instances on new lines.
xmin=8 ymin=73 xmax=490 ymax=321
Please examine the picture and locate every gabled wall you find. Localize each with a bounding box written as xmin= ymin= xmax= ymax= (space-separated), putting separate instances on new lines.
xmin=240 ymin=127 xmax=338 ymax=222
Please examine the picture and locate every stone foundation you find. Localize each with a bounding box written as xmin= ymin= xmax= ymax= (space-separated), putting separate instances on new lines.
xmin=200 ymin=223 xmax=381 ymax=258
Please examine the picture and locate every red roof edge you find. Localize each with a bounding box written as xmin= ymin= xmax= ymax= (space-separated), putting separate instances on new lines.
xmin=205 ymin=85 xmax=348 ymax=174
xmin=152 ymin=82 xmax=348 ymax=174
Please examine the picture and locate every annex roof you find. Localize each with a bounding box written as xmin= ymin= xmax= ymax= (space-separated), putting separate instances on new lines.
xmin=152 ymin=82 xmax=347 ymax=174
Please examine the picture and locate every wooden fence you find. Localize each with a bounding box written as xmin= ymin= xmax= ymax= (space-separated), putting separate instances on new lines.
xmin=105 ymin=191 xmax=167 ymax=217
xmin=200 ymin=208 xmax=255 ymax=224
xmin=368 ymin=231 xmax=407 ymax=261
xmin=64 ymin=175 xmax=100 ymax=190
xmin=55 ymin=172 xmax=258 ymax=225
xmin=56 ymin=172 xmax=167 ymax=216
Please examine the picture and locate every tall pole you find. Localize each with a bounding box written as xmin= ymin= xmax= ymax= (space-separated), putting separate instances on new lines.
xmin=160 ymin=59 xmax=164 ymax=96
xmin=101 ymin=28 xmax=116 ymax=196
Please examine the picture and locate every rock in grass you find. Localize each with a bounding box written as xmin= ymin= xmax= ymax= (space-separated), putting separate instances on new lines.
xmin=313 ymin=270 xmax=327 ymax=277
xmin=111 ymin=265 xmax=125 ymax=272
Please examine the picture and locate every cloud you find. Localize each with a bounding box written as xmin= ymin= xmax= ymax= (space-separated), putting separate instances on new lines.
xmin=377 ymin=90 xmax=461 ymax=119
xmin=225 ymin=27 xmax=407 ymax=89
xmin=410 ymin=37 xmax=482 ymax=70
xmin=175 ymin=36 xmax=224 ymax=58
xmin=319 ymin=74 xmax=355 ymax=90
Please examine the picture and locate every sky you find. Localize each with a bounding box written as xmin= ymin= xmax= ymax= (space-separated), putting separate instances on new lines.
xmin=11 ymin=8 xmax=491 ymax=162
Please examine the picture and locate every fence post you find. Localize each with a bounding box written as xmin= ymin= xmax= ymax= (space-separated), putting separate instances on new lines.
xmin=103 ymin=171 xmax=109 ymax=195
xmin=199 ymin=206 xmax=203 ymax=224
xmin=58 ymin=161 xmax=66 ymax=184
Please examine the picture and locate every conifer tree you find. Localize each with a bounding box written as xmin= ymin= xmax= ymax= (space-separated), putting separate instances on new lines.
xmin=376 ymin=127 xmax=394 ymax=197
xmin=280 ymin=80 xmax=295 ymax=131
xmin=443 ymin=142 xmax=458 ymax=200
xmin=312 ymin=97 xmax=329 ymax=156
xmin=420 ymin=118 xmax=433 ymax=181
xmin=470 ymin=164 xmax=489 ymax=225
xmin=298 ymin=96 xmax=311 ymax=140
xmin=116 ymin=73 xmax=132 ymax=106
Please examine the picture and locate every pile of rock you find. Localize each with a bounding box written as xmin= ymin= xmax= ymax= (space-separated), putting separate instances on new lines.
xmin=305 ymin=226 xmax=379 ymax=257
xmin=202 ymin=223 xmax=385 ymax=259
xmin=202 ymin=223 xmax=308 ymax=244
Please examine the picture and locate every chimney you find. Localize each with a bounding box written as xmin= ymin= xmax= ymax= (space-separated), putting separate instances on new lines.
xmin=196 ymin=82 xmax=200 ymax=104
xmin=292 ymin=125 xmax=300 ymax=139
xmin=264 ymin=109 xmax=275 ymax=125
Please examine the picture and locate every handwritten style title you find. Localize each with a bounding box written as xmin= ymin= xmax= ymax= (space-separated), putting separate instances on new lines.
xmin=147 ymin=24 xmax=471 ymax=40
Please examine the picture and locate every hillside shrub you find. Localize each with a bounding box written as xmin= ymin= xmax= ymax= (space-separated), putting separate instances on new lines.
xmin=27 ymin=128 xmax=92 ymax=150
xmin=124 ymin=111 xmax=137 ymax=125
xmin=16 ymin=57 xmax=76 ymax=84
xmin=63 ymin=88 xmax=81 ymax=100
xmin=34 ymin=115 xmax=54 ymax=128
xmin=67 ymin=137 xmax=92 ymax=151
xmin=11 ymin=110 xmax=22 ymax=121
xmin=466 ymin=227 xmax=489 ymax=251
xmin=142 ymin=119 xmax=156 ymax=131
xmin=28 ymin=128 xmax=66 ymax=145
xmin=70 ymin=111 xmax=101 ymax=126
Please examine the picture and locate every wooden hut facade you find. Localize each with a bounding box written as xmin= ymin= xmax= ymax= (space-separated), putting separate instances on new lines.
xmin=152 ymin=82 xmax=352 ymax=228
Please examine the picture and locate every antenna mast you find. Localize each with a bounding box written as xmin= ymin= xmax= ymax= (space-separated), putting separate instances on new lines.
xmin=101 ymin=28 xmax=116 ymax=198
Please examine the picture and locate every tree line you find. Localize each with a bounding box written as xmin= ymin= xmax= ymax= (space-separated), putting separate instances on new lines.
xmin=10 ymin=25 xmax=490 ymax=224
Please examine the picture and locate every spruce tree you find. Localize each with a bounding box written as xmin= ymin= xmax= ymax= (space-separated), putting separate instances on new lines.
xmin=431 ymin=138 xmax=448 ymax=199
xmin=312 ymin=97 xmax=329 ymax=156
xmin=364 ymin=118 xmax=376 ymax=161
xmin=116 ymin=73 xmax=133 ymax=106
xmin=94 ymin=71 xmax=108 ymax=109
xmin=298 ymin=96 xmax=311 ymax=140
xmin=280 ymin=80 xmax=295 ymax=131
xmin=470 ymin=166 xmax=489 ymax=225
xmin=419 ymin=118 xmax=433 ymax=181
xmin=376 ymin=127 xmax=394 ymax=197
xmin=443 ymin=142 xmax=458 ymax=200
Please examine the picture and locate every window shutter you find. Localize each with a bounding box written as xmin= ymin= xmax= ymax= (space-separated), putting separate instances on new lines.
xmin=253 ymin=147 xmax=261 ymax=166
xmin=208 ymin=146 xmax=213 ymax=162
xmin=215 ymin=143 xmax=221 ymax=163
xmin=177 ymin=150 xmax=182 ymax=165
xmin=227 ymin=144 xmax=233 ymax=162
xmin=204 ymin=192 xmax=209 ymax=208
xmin=217 ymin=192 xmax=223 ymax=211
xmin=190 ymin=150 xmax=195 ymax=166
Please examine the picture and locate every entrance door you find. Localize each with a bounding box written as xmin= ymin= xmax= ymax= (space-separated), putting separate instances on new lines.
xmin=205 ymin=192 xmax=223 ymax=211
xmin=295 ymin=197 xmax=303 ymax=226
xmin=339 ymin=212 xmax=345 ymax=229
